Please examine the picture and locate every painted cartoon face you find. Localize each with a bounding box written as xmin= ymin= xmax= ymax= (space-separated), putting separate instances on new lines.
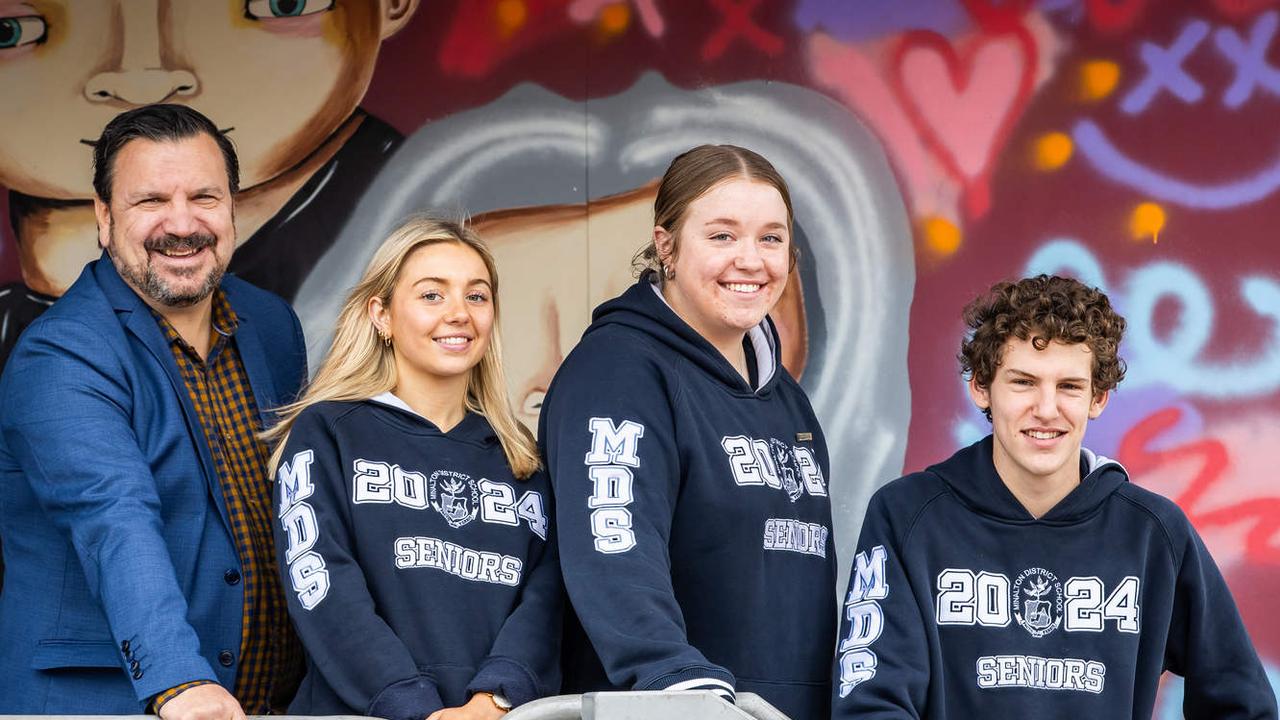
xmin=970 ymin=337 xmax=1109 ymax=498
xmin=656 ymin=178 xmax=792 ymax=355
xmin=0 ymin=0 xmax=389 ymax=199
xmin=95 ymin=134 xmax=237 ymax=311
xmin=375 ymin=242 xmax=495 ymax=392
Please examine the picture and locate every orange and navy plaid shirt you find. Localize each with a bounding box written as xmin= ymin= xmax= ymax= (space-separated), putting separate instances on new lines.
xmin=150 ymin=290 xmax=301 ymax=713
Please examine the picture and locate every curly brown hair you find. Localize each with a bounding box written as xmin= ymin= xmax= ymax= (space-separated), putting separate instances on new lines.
xmin=960 ymin=275 xmax=1127 ymax=419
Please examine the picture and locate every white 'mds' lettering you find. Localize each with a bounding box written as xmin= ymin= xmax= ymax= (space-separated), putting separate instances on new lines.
xmin=584 ymin=418 xmax=644 ymax=467
xmin=277 ymin=449 xmax=315 ymax=516
xmin=289 ymin=551 xmax=330 ymax=610
xmin=588 ymin=466 xmax=634 ymax=507
xmin=838 ymin=649 xmax=878 ymax=698
xmin=841 ymin=600 xmax=884 ymax=651
xmin=849 ymin=545 xmax=889 ymax=602
xmin=281 ymin=502 xmax=319 ymax=564
xmin=838 ymin=545 xmax=890 ymax=696
xmin=584 ymin=418 xmax=643 ymax=553
xmin=591 ymin=508 xmax=635 ymax=553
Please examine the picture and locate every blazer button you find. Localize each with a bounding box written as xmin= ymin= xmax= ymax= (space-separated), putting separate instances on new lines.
xmin=129 ymin=660 xmax=139 ymax=672
xmin=224 ymin=568 xmax=241 ymax=585
xmin=132 ymin=669 xmax=143 ymax=680
xmin=121 ymin=640 xmax=130 ymax=653
xmin=218 ymin=650 xmax=235 ymax=667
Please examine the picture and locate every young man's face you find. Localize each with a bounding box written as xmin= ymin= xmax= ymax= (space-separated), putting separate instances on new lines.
xmin=969 ymin=337 xmax=1110 ymax=491
xmin=0 ymin=0 xmax=392 ymax=199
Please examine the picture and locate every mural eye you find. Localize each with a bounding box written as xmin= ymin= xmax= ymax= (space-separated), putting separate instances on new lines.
xmin=0 ymin=16 xmax=47 ymax=49
xmin=520 ymin=390 xmax=546 ymax=416
xmin=244 ymin=0 xmax=334 ymax=20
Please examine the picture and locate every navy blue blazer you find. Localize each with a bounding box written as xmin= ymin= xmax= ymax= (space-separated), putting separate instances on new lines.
xmin=0 ymin=255 xmax=307 ymax=712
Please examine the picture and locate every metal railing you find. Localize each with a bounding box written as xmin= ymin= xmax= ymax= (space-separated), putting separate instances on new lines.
xmin=0 ymin=691 xmax=790 ymax=720
xmin=507 ymin=691 xmax=791 ymax=719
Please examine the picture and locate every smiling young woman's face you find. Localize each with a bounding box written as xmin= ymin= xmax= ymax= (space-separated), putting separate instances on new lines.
xmin=374 ymin=242 xmax=495 ymax=391
xmin=657 ymin=177 xmax=792 ymax=352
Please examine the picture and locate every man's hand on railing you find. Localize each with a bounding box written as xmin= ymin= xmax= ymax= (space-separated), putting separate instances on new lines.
xmin=157 ymin=683 xmax=247 ymax=720
xmin=426 ymin=692 xmax=509 ymax=720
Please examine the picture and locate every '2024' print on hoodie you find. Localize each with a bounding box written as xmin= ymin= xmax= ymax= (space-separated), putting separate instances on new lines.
xmin=839 ymin=548 xmax=1140 ymax=697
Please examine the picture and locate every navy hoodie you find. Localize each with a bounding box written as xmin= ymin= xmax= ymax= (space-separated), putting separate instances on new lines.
xmin=833 ymin=436 xmax=1277 ymax=719
xmin=273 ymin=396 xmax=561 ymax=720
xmin=539 ymin=274 xmax=837 ymax=719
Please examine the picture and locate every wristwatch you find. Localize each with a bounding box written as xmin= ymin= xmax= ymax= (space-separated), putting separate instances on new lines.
xmin=486 ymin=692 xmax=512 ymax=711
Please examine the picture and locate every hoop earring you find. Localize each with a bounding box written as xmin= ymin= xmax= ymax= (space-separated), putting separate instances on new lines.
xmin=662 ymin=264 xmax=675 ymax=281
xmin=377 ymin=328 xmax=391 ymax=347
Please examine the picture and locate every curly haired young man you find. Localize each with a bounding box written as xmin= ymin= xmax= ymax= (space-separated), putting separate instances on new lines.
xmin=832 ymin=275 xmax=1276 ymax=719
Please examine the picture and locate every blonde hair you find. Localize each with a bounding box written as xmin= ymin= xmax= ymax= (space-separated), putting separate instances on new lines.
xmin=264 ymin=216 xmax=540 ymax=479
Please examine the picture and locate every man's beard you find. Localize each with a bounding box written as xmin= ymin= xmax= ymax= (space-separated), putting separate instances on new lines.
xmin=110 ymin=226 xmax=227 ymax=308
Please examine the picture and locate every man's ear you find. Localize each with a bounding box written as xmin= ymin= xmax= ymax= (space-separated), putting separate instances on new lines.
xmin=380 ymin=0 xmax=420 ymax=40
xmin=1089 ymin=389 xmax=1110 ymax=419
xmin=94 ymin=198 xmax=111 ymax=250
xmin=967 ymin=375 xmax=992 ymax=414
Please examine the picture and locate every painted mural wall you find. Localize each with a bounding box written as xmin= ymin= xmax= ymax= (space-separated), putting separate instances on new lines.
xmin=0 ymin=0 xmax=1276 ymax=710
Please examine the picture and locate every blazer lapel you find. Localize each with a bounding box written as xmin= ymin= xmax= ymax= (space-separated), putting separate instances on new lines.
xmin=95 ymin=257 xmax=232 ymax=529
xmin=227 ymin=307 xmax=281 ymax=427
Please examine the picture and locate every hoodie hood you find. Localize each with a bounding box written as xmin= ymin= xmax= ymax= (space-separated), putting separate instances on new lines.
xmin=583 ymin=270 xmax=781 ymax=395
xmin=927 ymin=436 xmax=1129 ymax=523
xmin=367 ymin=392 xmax=497 ymax=445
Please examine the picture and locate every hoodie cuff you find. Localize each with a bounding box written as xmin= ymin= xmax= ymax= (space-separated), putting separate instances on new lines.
xmin=642 ymin=665 xmax=737 ymax=703
xmin=368 ymin=675 xmax=444 ymax=720
xmin=467 ymin=657 xmax=541 ymax=708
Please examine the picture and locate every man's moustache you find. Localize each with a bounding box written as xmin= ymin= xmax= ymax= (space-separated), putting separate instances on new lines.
xmin=144 ymin=233 xmax=217 ymax=253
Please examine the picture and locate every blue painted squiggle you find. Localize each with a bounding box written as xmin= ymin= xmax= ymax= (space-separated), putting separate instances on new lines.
xmin=1073 ymin=119 xmax=1280 ymax=209
xmin=1023 ymin=239 xmax=1280 ymax=398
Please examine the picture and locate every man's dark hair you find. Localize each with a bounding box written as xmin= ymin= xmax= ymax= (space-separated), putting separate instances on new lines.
xmin=960 ymin=274 xmax=1127 ymax=420
xmin=92 ymin=104 xmax=239 ymax=204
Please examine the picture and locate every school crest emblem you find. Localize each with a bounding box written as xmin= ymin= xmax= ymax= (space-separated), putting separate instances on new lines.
xmin=429 ymin=470 xmax=479 ymax=529
xmin=770 ymin=438 xmax=803 ymax=502
xmin=1013 ymin=567 xmax=1063 ymax=638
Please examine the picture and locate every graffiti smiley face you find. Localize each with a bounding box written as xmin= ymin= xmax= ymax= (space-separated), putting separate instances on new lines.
xmin=1070 ymin=10 xmax=1280 ymax=218
xmin=0 ymin=0 xmax=414 ymax=199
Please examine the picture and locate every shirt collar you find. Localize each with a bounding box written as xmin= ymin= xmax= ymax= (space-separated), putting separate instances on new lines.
xmin=151 ymin=289 xmax=239 ymax=360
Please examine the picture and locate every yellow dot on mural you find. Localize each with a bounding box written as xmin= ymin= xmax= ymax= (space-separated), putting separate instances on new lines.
xmin=923 ymin=216 xmax=963 ymax=256
xmin=1080 ymin=60 xmax=1121 ymax=101
xmin=1130 ymin=202 xmax=1166 ymax=244
xmin=495 ymin=0 xmax=527 ymax=36
xmin=599 ymin=2 xmax=631 ymax=35
xmin=1034 ymin=132 xmax=1074 ymax=171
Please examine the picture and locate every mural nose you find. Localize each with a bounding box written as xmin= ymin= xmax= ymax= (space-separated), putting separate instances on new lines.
xmin=83 ymin=68 xmax=199 ymax=106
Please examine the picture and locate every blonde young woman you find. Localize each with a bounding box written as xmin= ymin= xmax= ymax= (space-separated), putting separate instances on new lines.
xmin=266 ymin=217 xmax=560 ymax=720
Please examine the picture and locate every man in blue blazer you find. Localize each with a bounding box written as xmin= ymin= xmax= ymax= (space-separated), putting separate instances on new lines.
xmin=0 ymin=105 xmax=306 ymax=717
